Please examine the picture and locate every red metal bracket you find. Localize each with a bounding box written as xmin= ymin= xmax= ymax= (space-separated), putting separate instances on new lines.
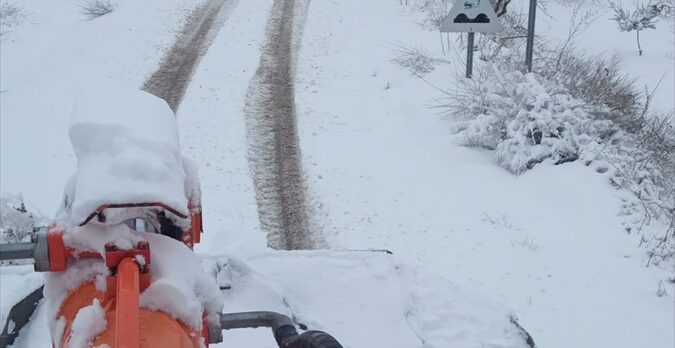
xmin=103 ymin=241 xmax=151 ymax=269
xmin=46 ymin=229 xmax=151 ymax=276
xmin=47 ymin=229 xmax=99 ymax=272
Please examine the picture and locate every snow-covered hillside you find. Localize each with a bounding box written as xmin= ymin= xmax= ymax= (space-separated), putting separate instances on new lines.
xmin=1 ymin=0 xmax=673 ymax=347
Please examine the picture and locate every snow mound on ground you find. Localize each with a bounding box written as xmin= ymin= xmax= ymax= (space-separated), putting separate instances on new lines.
xmin=398 ymin=265 xmax=531 ymax=348
xmin=211 ymin=250 xmax=530 ymax=348
xmin=67 ymin=86 xmax=188 ymax=225
xmin=0 ymin=265 xmax=43 ymax=328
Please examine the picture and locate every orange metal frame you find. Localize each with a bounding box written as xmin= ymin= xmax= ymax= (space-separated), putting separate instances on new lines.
xmin=115 ymin=257 xmax=141 ymax=348
xmin=47 ymin=230 xmax=100 ymax=272
xmin=48 ymin=200 xmax=206 ymax=347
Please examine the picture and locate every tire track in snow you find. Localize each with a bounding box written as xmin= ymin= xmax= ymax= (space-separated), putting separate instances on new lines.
xmin=143 ymin=0 xmax=238 ymax=112
xmin=245 ymin=0 xmax=315 ymax=250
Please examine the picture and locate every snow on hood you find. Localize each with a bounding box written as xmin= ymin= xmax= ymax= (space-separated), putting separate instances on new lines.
xmin=67 ymin=86 xmax=188 ymax=225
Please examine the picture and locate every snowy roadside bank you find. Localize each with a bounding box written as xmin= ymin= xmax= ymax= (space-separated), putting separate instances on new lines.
xmin=294 ymin=0 xmax=674 ymax=347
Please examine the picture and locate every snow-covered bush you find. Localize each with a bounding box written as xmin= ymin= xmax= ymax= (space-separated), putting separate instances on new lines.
xmin=0 ymin=1 xmax=23 ymax=36
xmin=443 ymin=58 xmax=674 ymax=269
xmin=539 ymin=48 xmax=674 ymax=261
xmin=655 ymin=0 xmax=675 ymax=17
xmin=446 ymin=67 xmax=614 ymax=173
xmin=417 ymin=0 xmax=452 ymax=27
xmin=0 ymin=194 xmax=46 ymax=244
xmin=79 ymin=0 xmax=118 ymax=20
xmin=391 ymin=44 xmax=438 ymax=75
xmin=539 ymin=52 xmax=639 ymax=128
xmin=609 ymin=1 xmax=661 ymax=55
xmin=599 ymin=118 xmax=674 ymax=268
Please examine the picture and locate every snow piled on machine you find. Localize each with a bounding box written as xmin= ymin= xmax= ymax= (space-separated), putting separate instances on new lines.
xmin=43 ymin=231 xmax=223 ymax=345
xmin=41 ymin=87 xmax=222 ymax=346
xmin=140 ymin=233 xmax=222 ymax=331
xmin=64 ymin=86 xmax=188 ymax=226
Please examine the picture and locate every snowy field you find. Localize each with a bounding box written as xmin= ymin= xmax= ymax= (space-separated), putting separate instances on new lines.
xmin=1 ymin=0 xmax=673 ymax=347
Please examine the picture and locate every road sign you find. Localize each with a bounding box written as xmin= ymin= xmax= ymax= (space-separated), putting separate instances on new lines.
xmin=439 ymin=0 xmax=502 ymax=33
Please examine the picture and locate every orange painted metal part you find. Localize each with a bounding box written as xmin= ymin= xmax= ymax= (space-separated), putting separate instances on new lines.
xmin=189 ymin=201 xmax=203 ymax=245
xmin=95 ymin=310 xmax=203 ymax=348
xmin=115 ymin=258 xmax=140 ymax=348
xmin=47 ymin=229 xmax=100 ymax=271
xmin=104 ymin=241 xmax=151 ymax=268
xmin=58 ymin=282 xmax=204 ymax=348
xmin=51 ymin=200 xmax=209 ymax=347
xmin=181 ymin=201 xmax=203 ymax=249
xmin=47 ymin=230 xmax=68 ymax=272
xmin=58 ymin=283 xmax=107 ymax=348
xmin=192 ymin=210 xmax=202 ymax=244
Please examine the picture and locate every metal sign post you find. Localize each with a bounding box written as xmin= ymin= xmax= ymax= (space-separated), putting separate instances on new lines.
xmin=466 ymin=32 xmax=475 ymax=78
xmin=525 ymin=0 xmax=537 ymax=72
xmin=439 ymin=0 xmax=503 ymax=78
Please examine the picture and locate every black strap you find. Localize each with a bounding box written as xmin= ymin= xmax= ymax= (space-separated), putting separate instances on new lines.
xmin=0 ymin=285 xmax=44 ymax=348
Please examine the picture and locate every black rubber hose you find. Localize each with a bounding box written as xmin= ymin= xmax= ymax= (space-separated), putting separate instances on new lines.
xmin=275 ymin=324 xmax=299 ymax=347
xmin=281 ymin=330 xmax=343 ymax=348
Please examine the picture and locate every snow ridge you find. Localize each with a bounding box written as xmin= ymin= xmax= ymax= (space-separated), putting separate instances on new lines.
xmin=244 ymin=0 xmax=319 ymax=250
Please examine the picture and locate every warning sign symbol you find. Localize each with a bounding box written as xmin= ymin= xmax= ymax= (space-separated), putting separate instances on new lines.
xmin=439 ymin=0 xmax=503 ymax=33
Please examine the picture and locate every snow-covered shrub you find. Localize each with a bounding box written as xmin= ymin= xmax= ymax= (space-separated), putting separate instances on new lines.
xmin=609 ymin=1 xmax=661 ymax=55
xmin=79 ymin=0 xmax=118 ymax=20
xmin=0 ymin=194 xmax=46 ymax=244
xmin=649 ymin=0 xmax=675 ymax=17
xmin=539 ymin=52 xmax=639 ymax=128
xmin=391 ymin=45 xmax=437 ymax=75
xmin=0 ymin=1 xmax=23 ymax=36
xmin=443 ymin=58 xmax=674 ymax=269
xmin=446 ymin=66 xmax=613 ymax=173
xmin=597 ymin=118 xmax=674 ymax=268
xmin=539 ymin=48 xmax=674 ymax=260
xmin=416 ymin=0 xmax=452 ymax=28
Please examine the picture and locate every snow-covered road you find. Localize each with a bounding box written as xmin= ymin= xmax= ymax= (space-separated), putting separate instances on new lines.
xmin=243 ymin=0 xmax=317 ymax=251
xmin=143 ymin=0 xmax=237 ymax=112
